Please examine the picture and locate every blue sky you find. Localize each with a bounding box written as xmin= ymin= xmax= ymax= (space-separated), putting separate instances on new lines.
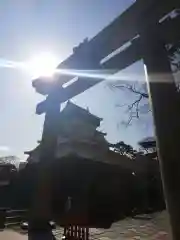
xmin=0 ymin=0 xmax=153 ymax=159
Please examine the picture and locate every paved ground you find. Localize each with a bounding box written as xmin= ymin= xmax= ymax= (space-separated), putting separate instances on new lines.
xmin=89 ymin=211 xmax=172 ymax=240
xmin=0 ymin=211 xmax=172 ymax=240
xmin=0 ymin=230 xmax=28 ymax=240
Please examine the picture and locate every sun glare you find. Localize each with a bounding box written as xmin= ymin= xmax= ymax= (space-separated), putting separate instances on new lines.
xmin=27 ymin=52 xmax=59 ymax=78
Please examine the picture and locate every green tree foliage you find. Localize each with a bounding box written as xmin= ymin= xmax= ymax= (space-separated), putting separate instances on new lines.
xmin=109 ymin=141 xmax=137 ymax=157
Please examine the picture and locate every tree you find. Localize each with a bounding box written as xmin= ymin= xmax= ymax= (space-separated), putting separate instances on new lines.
xmin=0 ymin=156 xmax=20 ymax=168
xmin=109 ymin=141 xmax=137 ymax=157
xmin=112 ymin=82 xmax=150 ymax=125
xmin=110 ymin=13 xmax=180 ymax=125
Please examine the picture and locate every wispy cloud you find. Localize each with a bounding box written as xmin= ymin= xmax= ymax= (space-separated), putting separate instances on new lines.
xmin=0 ymin=146 xmax=10 ymax=152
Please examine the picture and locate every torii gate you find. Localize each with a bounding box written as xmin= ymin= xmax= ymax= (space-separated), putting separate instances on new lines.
xmin=31 ymin=0 xmax=180 ymax=239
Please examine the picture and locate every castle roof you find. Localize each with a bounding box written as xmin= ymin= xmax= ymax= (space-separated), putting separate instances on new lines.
xmin=60 ymin=101 xmax=102 ymax=126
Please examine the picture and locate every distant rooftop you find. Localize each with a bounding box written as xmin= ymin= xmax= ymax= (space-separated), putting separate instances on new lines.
xmin=138 ymin=137 xmax=156 ymax=149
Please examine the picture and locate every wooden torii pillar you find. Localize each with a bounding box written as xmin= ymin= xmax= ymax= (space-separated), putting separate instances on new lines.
xmin=31 ymin=0 xmax=180 ymax=239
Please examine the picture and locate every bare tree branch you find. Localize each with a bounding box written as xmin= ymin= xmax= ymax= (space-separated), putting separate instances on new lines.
xmin=110 ymin=41 xmax=180 ymax=126
xmin=124 ymin=94 xmax=144 ymax=125
xmin=112 ymin=83 xmax=149 ymax=98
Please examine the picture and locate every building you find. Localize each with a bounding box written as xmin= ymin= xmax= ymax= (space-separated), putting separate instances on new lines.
xmin=26 ymin=101 xmax=109 ymax=164
xmin=21 ymin=102 xmax=164 ymax=226
xmin=55 ymin=101 xmax=109 ymax=161
xmin=25 ymin=101 xmax=140 ymax=172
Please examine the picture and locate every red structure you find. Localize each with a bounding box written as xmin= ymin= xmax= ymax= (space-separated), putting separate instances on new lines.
xmin=63 ymin=226 xmax=89 ymax=240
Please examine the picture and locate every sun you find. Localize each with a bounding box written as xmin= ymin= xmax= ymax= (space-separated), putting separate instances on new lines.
xmin=27 ymin=52 xmax=59 ymax=78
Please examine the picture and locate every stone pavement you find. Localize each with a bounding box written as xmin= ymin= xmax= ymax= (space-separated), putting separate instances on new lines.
xmin=0 ymin=230 xmax=28 ymax=240
xmin=89 ymin=211 xmax=172 ymax=240
xmin=0 ymin=211 xmax=172 ymax=240
xmin=54 ymin=211 xmax=172 ymax=240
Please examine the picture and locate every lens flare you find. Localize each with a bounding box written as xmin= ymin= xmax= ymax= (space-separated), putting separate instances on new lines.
xmin=26 ymin=52 xmax=59 ymax=78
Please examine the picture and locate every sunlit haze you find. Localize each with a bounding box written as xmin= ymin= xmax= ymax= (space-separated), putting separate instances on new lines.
xmin=0 ymin=0 xmax=151 ymax=160
xmin=26 ymin=52 xmax=59 ymax=78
